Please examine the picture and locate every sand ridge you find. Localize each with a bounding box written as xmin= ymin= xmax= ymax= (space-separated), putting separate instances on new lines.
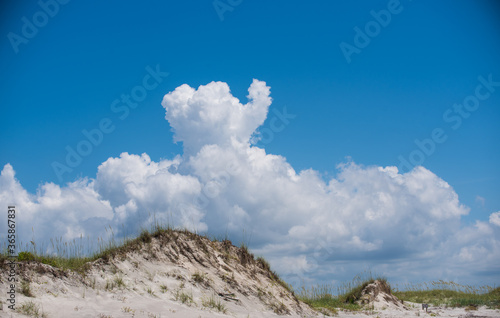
xmin=1 ymin=231 xmax=499 ymax=317
xmin=1 ymin=230 xmax=316 ymax=317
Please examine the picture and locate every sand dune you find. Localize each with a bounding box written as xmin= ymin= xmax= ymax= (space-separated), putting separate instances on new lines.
xmin=1 ymin=230 xmax=499 ymax=318
xmin=1 ymin=230 xmax=315 ymax=317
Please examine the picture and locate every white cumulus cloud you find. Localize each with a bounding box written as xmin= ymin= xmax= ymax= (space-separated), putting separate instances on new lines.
xmin=490 ymin=211 xmax=500 ymax=227
xmin=1 ymin=79 xmax=498 ymax=285
xmin=161 ymin=79 xmax=272 ymax=154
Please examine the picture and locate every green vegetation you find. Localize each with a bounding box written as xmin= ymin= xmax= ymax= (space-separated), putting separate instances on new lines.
xmin=299 ymin=274 xmax=500 ymax=313
xmin=192 ymin=271 xmax=207 ymax=284
xmin=174 ymin=289 xmax=193 ymax=305
xmin=16 ymin=300 xmax=48 ymax=318
xmin=269 ymin=301 xmax=290 ymax=315
xmin=160 ymin=284 xmax=168 ymax=293
xmin=255 ymin=256 xmax=294 ymax=293
xmin=297 ymin=274 xmax=377 ymax=313
xmin=202 ymin=293 xmax=227 ymax=313
xmin=2 ymin=220 xmax=295 ymax=302
xmin=344 ymin=276 xmax=389 ymax=304
xmin=9 ymin=220 xmax=497 ymax=314
xmin=299 ymin=286 xmax=344 ymax=313
xmin=114 ymin=276 xmax=125 ymax=288
xmin=238 ymin=243 xmax=254 ymax=266
xmin=18 ymin=251 xmax=36 ymax=262
xmin=104 ymin=279 xmax=116 ymax=291
xmin=256 ymin=256 xmax=271 ymax=271
xmin=21 ymin=280 xmax=34 ymax=297
xmin=122 ymin=306 xmax=135 ymax=314
xmin=146 ymin=286 xmax=156 ymax=296
xmin=274 ymin=274 xmax=294 ymax=294
xmin=1 ymin=222 xmax=178 ymax=273
xmin=18 ymin=251 xmax=58 ymax=268
xmin=393 ymin=281 xmax=500 ymax=309
xmin=2 ymin=220 xmax=499 ymax=317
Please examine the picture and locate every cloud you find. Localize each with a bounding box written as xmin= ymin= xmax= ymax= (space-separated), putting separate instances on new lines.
xmin=476 ymin=195 xmax=486 ymax=207
xmin=94 ymin=152 xmax=204 ymax=232
xmin=0 ymin=153 xmax=205 ymax=244
xmin=1 ymin=79 xmax=498 ymax=285
xmin=161 ymin=79 xmax=272 ymax=154
xmin=490 ymin=211 xmax=500 ymax=227
xmin=0 ymin=164 xmax=114 ymax=242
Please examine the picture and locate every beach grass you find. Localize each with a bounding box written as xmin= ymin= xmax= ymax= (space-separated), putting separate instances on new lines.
xmin=297 ymin=271 xmax=385 ymax=312
xmin=393 ymin=281 xmax=500 ymax=309
xmin=201 ymin=293 xmax=227 ymax=313
xmin=298 ymin=273 xmax=500 ymax=312
xmin=1 ymin=220 xmax=293 ymax=294
xmin=3 ymin=224 xmax=498 ymax=312
xmin=2 ymin=221 xmax=179 ymax=273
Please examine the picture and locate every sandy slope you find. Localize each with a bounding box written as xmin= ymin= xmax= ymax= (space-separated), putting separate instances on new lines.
xmin=1 ymin=231 xmax=316 ymax=317
xmin=1 ymin=231 xmax=499 ymax=318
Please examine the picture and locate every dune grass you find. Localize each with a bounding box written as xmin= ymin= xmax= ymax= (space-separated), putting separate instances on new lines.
xmin=11 ymin=226 xmax=130 ymax=270
xmin=16 ymin=300 xmax=48 ymax=318
xmin=4 ymin=223 xmax=498 ymax=312
xmin=297 ymin=271 xmax=385 ymax=312
xmin=202 ymin=293 xmax=227 ymax=313
xmin=3 ymin=232 xmax=147 ymax=273
xmin=1 ymin=222 xmax=180 ymax=273
xmin=393 ymin=281 xmax=500 ymax=309
xmin=298 ymin=273 xmax=500 ymax=312
xmin=0 ymin=221 xmax=291 ymax=296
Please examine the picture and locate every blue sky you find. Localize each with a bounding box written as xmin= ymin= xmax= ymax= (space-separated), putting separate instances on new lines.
xmin=1 ymin=1 xmax=500 ymax=285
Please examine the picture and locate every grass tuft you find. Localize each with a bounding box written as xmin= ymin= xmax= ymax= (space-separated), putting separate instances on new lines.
xmin=202 ymin=293 xmax=227 ymax=313
xmin=21 ymin=280 xmax=34 ymax=297
xmin=270 ymin=301 xmax=290 ymax=315
xmin=114 ymin=276 xmax=125 ymax=289
xmin=256 ymin=256 xmax=271 ymax=271
xmin=238 ymin=243 xmax=254 ymax=266
xmin=298 ymin=271 xmax=387 ymax=312
xmin=174 ymin=289 xmax=193 ymax=305
xmin=146 ymin=287 xmax=156 ymax=297
xmin=192 ymin=271 xmax=209 ymax=287
xmin=343 ymin=277 xmax=389 ymax=304
xmin=18 ymin=251 xmax=36 ymax=262
xmin=16 ymin=300 xmax=48 ymax=318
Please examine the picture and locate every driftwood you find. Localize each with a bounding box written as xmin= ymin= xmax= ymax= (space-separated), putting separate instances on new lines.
xmin=218 ymin=292 xmax=240 ymax=302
